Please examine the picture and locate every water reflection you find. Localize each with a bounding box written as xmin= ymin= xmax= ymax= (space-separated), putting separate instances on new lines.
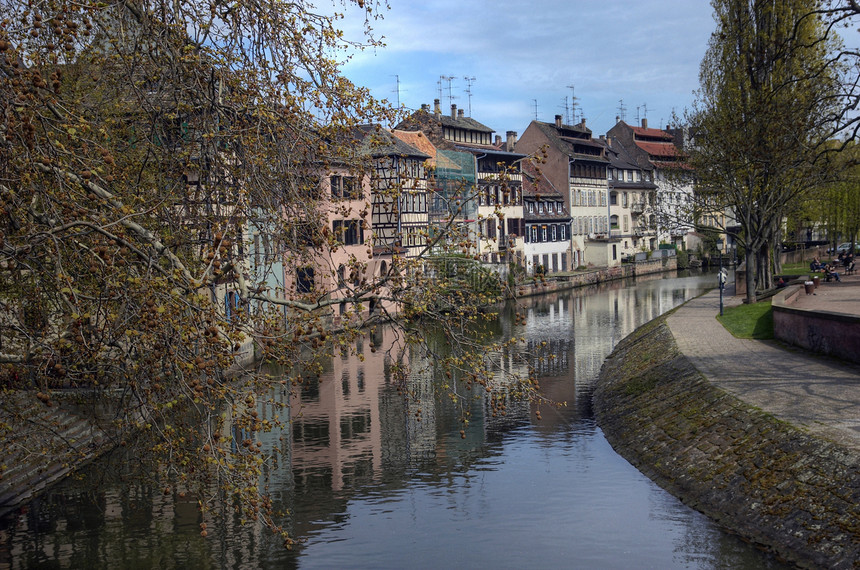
xmin=0 ymin=270 xmax=788 ymax=569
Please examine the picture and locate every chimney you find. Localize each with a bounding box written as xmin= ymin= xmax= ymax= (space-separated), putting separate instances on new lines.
xmin=494 ymin=134 xmax=502 ymax=146
xmin=580 ymin=118 xmax=586 ymax=128
xmin=615 ymin=115 xmax=620 ymax=123
xmin=434 ymin=99 xmax=441 ymax=117
xmin=451 ymin=104 xmax=457 ymax=119
xmin=555 ymin=114 xmax=563 ymax=128
xmin=642 ymin=118 xmax=648 ymax=129
xmin=421 ymin=103 xmax=429 ymax=111
xmin=458 ymin=108 xmax=464 ymax=118
xmin=506 ymin=130 xmax=517 ymax=152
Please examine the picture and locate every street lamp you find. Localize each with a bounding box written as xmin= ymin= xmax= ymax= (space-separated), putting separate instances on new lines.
xmin=716 ymin=238 xmax=725 ymax=316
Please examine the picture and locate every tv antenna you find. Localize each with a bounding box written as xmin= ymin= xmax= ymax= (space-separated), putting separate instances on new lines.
xmin=392 ymin=74 xmax=401 ymax=108
xmin=617 ymin=99 xmax=627 ymax=122
xmin=440 ymin=75 xmax=457 ymax=107
xmin=463 ymin=76 xmax=476 ymax=116
xmin=566 ymin=84 xmax=579 ymax=123
xmin=533 ymin=99 xmax=539 ymax=120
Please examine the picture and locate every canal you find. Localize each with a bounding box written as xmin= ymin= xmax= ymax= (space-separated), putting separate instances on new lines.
xmin=0 ymin=270 xmax=789 ymax=569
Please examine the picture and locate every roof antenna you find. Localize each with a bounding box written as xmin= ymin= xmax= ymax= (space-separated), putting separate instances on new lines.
xmin=391 ymin=74 xmax=401 ymax=108
xmin=566 ymin=84 xmax=578 ymax=123
xmin=463 ymin=76 xmax=476 ymax=117
xmin=533 ymin=99 xmax=539 ymax=120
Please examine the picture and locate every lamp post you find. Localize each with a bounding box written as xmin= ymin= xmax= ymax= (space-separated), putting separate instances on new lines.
xmin=716 ymin=238 xmax=725 ymax=316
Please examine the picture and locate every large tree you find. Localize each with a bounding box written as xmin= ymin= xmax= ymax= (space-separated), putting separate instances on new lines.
xmin=0 ymin=0 xmax=536 ymax=544
xmin=689 ymin=0 xmax=844 ymax=301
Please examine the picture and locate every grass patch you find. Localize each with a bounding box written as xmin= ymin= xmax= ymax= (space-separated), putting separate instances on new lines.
xmin=780 ymin=261 xmax=812 ymax=274
xmin=717 ymin=300 xmax=774 ymax=339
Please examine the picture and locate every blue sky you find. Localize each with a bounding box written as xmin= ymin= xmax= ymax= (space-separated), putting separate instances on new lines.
xmin=336 ymin=0 xmax=717 ymax=137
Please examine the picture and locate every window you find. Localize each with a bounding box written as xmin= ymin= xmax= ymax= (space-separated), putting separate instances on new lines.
xmin=487 ymin=219 xmax=496 ymax=240
xmin=538 ymin=202 xmax=544 ymax=213
xmin=528 ymin=202 xmax=534 ymax=213
xmin=297 ymin=266 xmax=314 ymax=293
xmin=551 ymin=225 xmax=557 ymax=241
xmin=610 ymin=215 xmax=619 ymax=230
xmin=560 ymin=224 xmax=567 ymax=240
xmin=622 ymin=192 xmax=628 ymax=207
xmin=541 ymin=225 xmax=548 ymax=241
xmin=610 ymin=192 xmax=617 ymax=206
xmin=530 ymin=225 xmax=538 ymax=242
xmin=330 ymin=175 xmax=359 ymax=199
xmin=225 ymin=291 xmax=241 ymax=321
xmin=333 ymin=220 xmax=364 ymax=246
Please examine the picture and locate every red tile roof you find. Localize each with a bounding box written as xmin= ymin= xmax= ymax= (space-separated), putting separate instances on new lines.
xmin=632 ymin=126 xmax=673 ymax=141
xmin=636 ymin=141 xmax=680 ymax=158
xmin=391 ymin=130 xmax=437 ymax=165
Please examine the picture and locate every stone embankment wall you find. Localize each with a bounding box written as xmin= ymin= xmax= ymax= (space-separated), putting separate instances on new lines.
xmin=773 ymin=284 xmax=860 ymax=365
xmin=515 ymin=257 xmax=676 ymax=298
xmin=593 ymin=317 xmax=860 ymax=569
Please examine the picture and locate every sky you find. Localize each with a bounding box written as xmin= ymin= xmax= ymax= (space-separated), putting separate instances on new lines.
xmin=335 ymin=0 xmax=718 ymax=138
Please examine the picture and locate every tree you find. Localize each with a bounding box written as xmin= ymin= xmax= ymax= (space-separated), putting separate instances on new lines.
xmin=688 ymin=0 xmax=843 ymax=302
xmin=813 ymin=142 xmax=860 ymax=248
xmin=0 ymin=0 xmax=539 ymax=545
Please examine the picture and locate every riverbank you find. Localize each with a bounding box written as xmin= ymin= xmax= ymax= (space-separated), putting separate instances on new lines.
xmin=593 ymin=292 xmax=860 ymax=568
xmin=514 ymin=256 xmax=676 ymax=298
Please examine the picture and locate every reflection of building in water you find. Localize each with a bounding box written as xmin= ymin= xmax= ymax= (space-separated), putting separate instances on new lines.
xmin=289 ymin=329 xmax=399 ymax=492
xmin=527 ymin=338 xmax=572 ymax=376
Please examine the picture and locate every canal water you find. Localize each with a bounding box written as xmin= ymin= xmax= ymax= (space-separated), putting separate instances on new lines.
xmin=0 ymin=271 xmax=789 ymax=569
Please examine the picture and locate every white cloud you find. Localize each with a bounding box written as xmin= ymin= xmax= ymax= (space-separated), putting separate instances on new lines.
xmin=333 ymin=0 xmax=716 ymax=135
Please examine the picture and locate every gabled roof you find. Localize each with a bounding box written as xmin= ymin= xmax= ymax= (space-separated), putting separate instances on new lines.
xmin=391 ymin=129 xmax=437 ymax=165
xmin=528 ymin=121 xmax=608 ymax=163
xmin=453 ymin=142 xmax=525 ymax=160
xmin=354 ymin=125 xmax=431 ymax=159
xmin=439 ymin=114 xmax=494 ymax=133
xmin=632 ymin=126 xmax=674 ymax=141
xmin=635 ymin=141 xmax=680 ymax=158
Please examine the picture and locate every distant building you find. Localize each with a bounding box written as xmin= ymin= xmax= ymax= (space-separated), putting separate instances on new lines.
xmin=600 ymin=136 xmax=659 ymax=259
xmin=606 ymin=119 xmax=694 ymax=249
xmin=396 ymin=101 xmax=526 ymax=268
xmin=521 ymin=163 xmax=572 ymax=275
xmin=515 ymin=115 xmax=615 ymax=268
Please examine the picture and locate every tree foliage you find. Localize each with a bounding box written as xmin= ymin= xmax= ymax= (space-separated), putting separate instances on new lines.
xmin=689 ymin=0 xmax=844 ymax=301
xmin=0 ymin=0 xmax=539 ymax=544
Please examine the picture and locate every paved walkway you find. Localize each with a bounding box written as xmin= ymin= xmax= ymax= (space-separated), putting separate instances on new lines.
xmin=666 ymin=281 xmax=860 ymax=451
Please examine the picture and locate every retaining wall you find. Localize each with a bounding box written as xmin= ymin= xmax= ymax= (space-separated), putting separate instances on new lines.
xmin=515 ymin=257 xmax=676 ymax=298
xmin=593 ymin=317 xmax=860 ymax=569
xmin=772 ymin=285 xmax=860 ymax=365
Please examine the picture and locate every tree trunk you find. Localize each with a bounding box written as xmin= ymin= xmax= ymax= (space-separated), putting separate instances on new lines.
xmin=757 ymin=243 xmax=771 ymax=290
xmin=745 ymin=249 xmax=757 ymax=304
